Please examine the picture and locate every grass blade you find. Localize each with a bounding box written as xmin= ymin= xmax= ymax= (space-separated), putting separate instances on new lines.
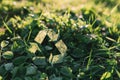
xmin=3 ymin=21 xmax=12 ymax=34
xmin=115 ymin=68 xmax=120 ymax=78
xmin=87 ymin=49 xmax=93 ymax=70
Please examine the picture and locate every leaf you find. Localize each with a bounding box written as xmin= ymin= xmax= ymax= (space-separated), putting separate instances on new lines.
xmin=11 ymin=40 xmax=25 ymax=53
xmin=11 ymin=67 xmax=19 ymax=78
xmin=11 ymin=64 xmax=26 ymax=78
xmin=24 ymin=77 xmax=32 ymax=80
xmin=106 ymin=37 xmax=116 ymax=42
xmin=0 ymin=65 xmax=7 ymax=76
xmin=0 ymin=76 xmax=2 ymax=80
xmin=115 ymin=68 xmax=120 ymax=78
xmin=32 ymin=57 xmax=47 ymax=66
xmin=26 ymin=66 xmax=37 ymax=75
xmin=110 ymin=3 xmax=119 ymax=14
xmin=106 ymin=59 xmax=117 ymax=65
xmin=71 ymin=48 xmax=85 ymax=58
xmin=40 ymin=73 xmax=48 ymax=80
xmin=13 ymin=56 xmax=27 ymax=66
xmin=115 ymin=53 xmax=120 ymax=57
xmin=3 ymin=21 xmax=12 ymax=34
xmin=60 ymin=66 xmax=72 ymax=77
xmin=13 ymin=77 xmax=22 ymax=80
xmin=32 ymin=72 xmax=41 ymax=80
xmin=45 ymin=45 xmax=53 ymax=51
xmin=49 ymin=53 xmax=53 ymax=63
xmin=0 ymin=28 xmax=6 ymax=36
xmin=50 ymin=77 xmax=62 ymax=80
xmin=100 ymin=72 xmax=111 ymax=80
xmin=2 ymin=51 xmax=14 ymax=59
xmin=4 ymin=63 xmax=14 ymax=71
xmin=0 ymin=40 xmax=9 ymax=48
xmin=94 ymin=49 xmax=111 ymax=57
xmin=55 ymin=40 xmax=67 ymax=56
xmin=34 ymin=30 xmax=47 ymax=44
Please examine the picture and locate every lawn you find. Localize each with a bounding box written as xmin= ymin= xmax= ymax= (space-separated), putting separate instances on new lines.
xmin=0 ymin=0 xmax=120 ymax=80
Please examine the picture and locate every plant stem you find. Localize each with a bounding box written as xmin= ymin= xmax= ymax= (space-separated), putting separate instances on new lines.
xmin=87 ymin=49 xmax=93 ymax=70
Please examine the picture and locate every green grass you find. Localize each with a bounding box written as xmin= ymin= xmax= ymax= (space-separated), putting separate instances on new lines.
xmin=0 ymin=0 xmax=120 ymax=80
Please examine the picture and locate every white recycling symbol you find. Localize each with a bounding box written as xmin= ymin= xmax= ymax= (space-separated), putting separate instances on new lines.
xmin=34 ymin=29 xmax=67 ymax=64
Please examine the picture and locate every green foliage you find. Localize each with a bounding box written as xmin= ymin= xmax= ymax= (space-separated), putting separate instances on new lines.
xmin=2 ymin=51 xmax=14 ymax=59
xmin=0 ymin=0 xmax=120 ymax=80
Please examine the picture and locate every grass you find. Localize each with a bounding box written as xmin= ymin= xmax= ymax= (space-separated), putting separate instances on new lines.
xmin=0 ymin=0 xmax=120 ymax=80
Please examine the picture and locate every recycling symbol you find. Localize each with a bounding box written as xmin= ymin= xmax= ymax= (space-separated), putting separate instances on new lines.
xmin=33 ymin=29 xmax=67 ymax=64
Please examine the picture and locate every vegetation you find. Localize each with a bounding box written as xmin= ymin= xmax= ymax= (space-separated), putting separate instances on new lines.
xmin=0 ymin=0 xmax=120 ymax=80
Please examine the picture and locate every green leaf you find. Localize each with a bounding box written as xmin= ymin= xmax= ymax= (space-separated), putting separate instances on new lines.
xmin=32 ymin=72 xmax=41 ymax=80
xmin=13 ymin=56 xmax=27 ymax=66
xmin=11 ymin=67 xmax=19 ymax=78
xmin=78 ymin=72 xmax=85 ymax=78
xmin=60 ymin=66 xmax=72 ymax=77
xmin=115 ymin=53 xmax=120 ymax=57
xmin=0 ymin=65 xmax=7 ymax=76
xmin=40 ymin=73 xmax=48 ymax=80
xmin=24 ymin=77 xmax=32 ymax=80
xmin=106 ymin=59 xmax=117 ymax=65
xmin=11 ymin=64 xmax=26 ymax=78
xmin=0 ymin=40 xmax=9 ymax=48
xmin=11 ymin=40 xmax=25 ymax=53
xmin=13 ymin=77 xmax=22 ymax=80
xmin=106 ymin=37 xmax=116 ymax=42
xmin=115 ymin=68 xmax=120 ymax=78
xmin=71 ymin=48 xmax=85 ymax=58
xmin=0 ymin=76 xmax=2 ymax=80
xmin=26 ymin=66 xmax=37 ymax=75
xmin=4 ymin=63 xmax=14 ymax=71
xmin=45 ymin=45 xmax=53 ymax=51
xmin=3 ymin=21 xmax=12 ymax=34
xmin=2 ymin=51 xmax=14 ymax=59
xmin=50 ymin=77 xmax=62 ymax=80
xmin=32 ymin=57 xmax=47 ymax=66
xmin=100 ymin=72 xmax=112 ymax=80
